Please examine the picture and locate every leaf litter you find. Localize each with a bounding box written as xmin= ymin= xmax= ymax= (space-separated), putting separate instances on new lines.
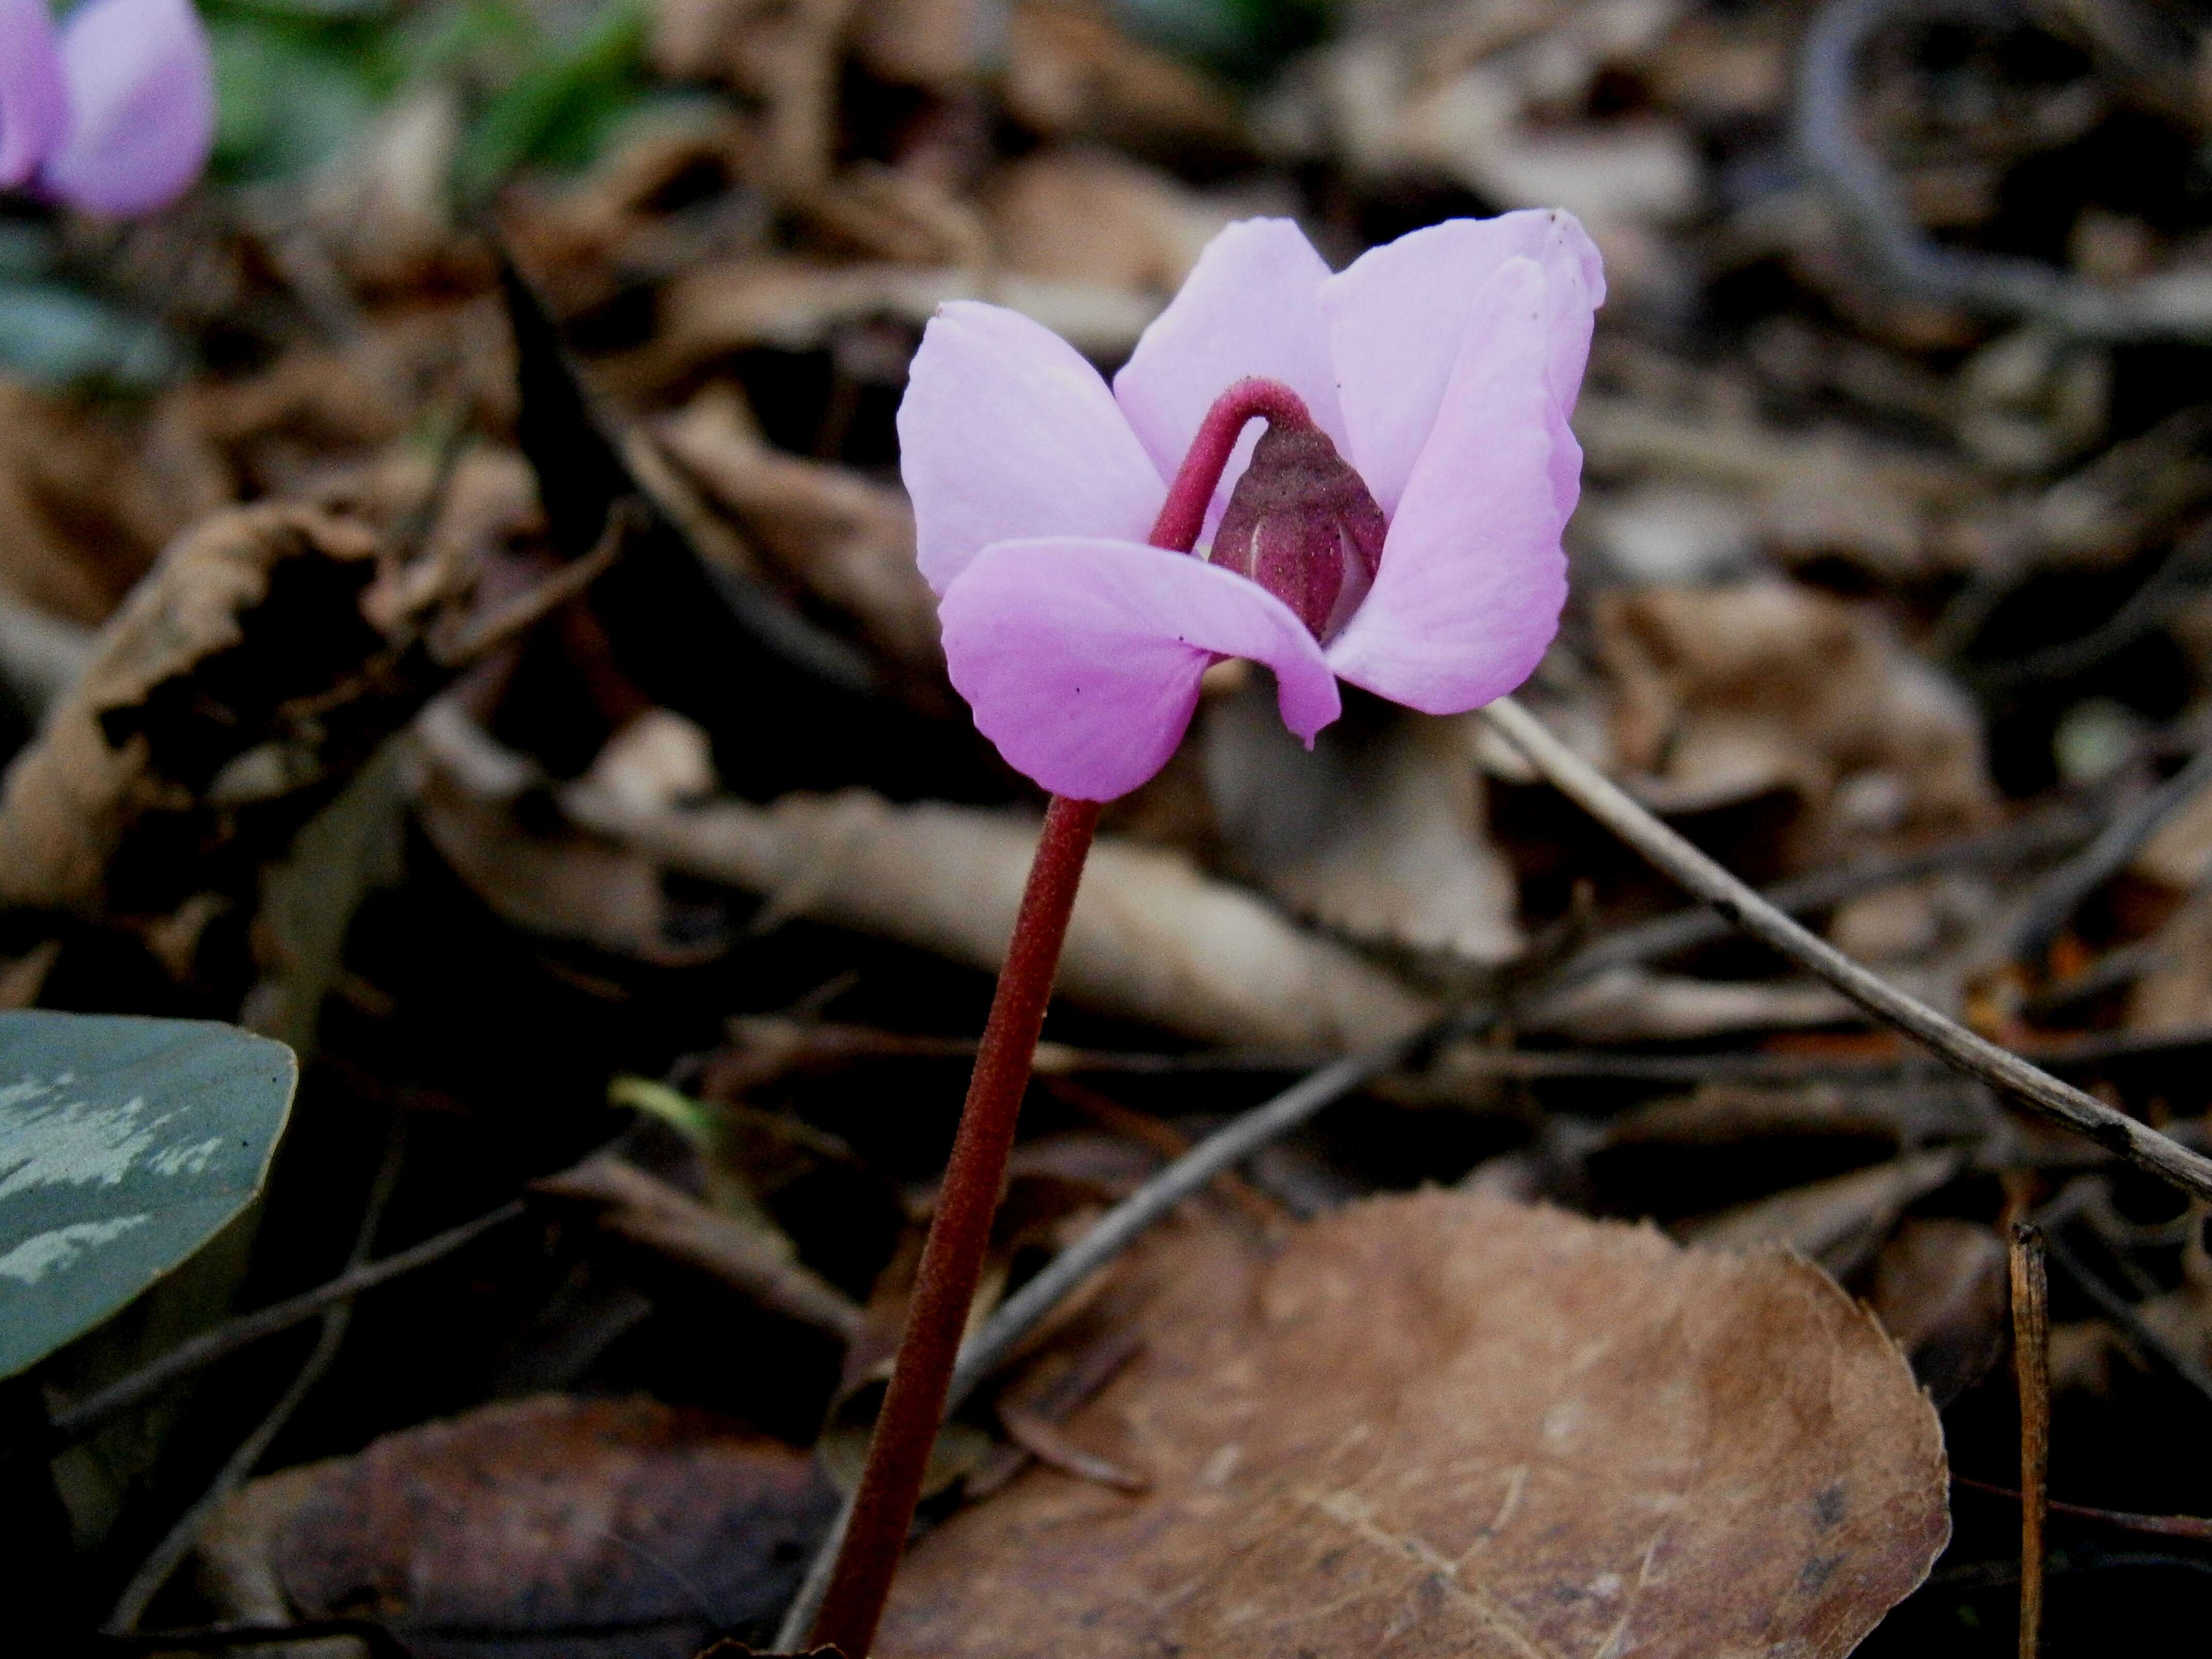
xmin=877 ymin=1190 xmax=1947 ymax=1659
xmin=9 ymin=0 xmax=2212 ymax=1651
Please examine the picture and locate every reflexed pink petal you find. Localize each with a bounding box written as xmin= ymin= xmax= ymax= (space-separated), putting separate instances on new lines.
xmin=899 ymin=301 xmax=1165 ymax=596
xmin=1112 ymin=219 xmax=1346 ymax=537
xmin=1321 ymin=210 xmax=1601 ymax=516
xmin=1325 ymin=255 xmax=1570 ymax=714
xmin=0 ymin=0 xmax=67 ymax=189
xmin=39 ymin=0 xmax=214 ymax=216
xmin=939 ymin=535 xmax=1341 ymax=800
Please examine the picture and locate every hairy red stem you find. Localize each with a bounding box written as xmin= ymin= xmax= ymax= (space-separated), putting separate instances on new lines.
xmin=808 ymin=378 xmax=1305 ymax=1655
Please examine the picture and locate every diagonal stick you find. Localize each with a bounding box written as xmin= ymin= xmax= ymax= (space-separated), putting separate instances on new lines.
xmin=1479 ymin=696 xmax=2212 ymax=1205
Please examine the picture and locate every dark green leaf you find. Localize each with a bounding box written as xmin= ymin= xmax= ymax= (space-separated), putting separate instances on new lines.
xmin=0 ymin=1012 xmax=297 ymax=1377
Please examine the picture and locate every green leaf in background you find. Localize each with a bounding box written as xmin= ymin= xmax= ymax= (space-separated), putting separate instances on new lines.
xmin=0 ymin=1012 xmax=297 ymax=1378
xmin=209 ymin=19 xmax=383 ymax=183
xmin=453 ymin=0 xmax=648 ymax=203
xmin=1114 ymin=0 xmax=1337 ymax=80
xmin=0 ymin=280 xmax=180 ymax=387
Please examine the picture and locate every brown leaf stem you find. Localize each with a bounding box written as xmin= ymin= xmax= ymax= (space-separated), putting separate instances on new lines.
xmin=808 ymin=793 xmax=1100 ymax=1657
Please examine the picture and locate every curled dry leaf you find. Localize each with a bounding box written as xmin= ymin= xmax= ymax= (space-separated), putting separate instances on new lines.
xmin=198 ymin=1395 xmax=838 ymax=1659
xmin=878 ymin=1191 xmax=1948 ymax=1658
xmin=794 ymin=164 xmax=993 ymax=269
xmin=1261 ymin=1 xmax=1694 ymax=294
xmin=0 ymin=504 xmax=402 ymax=915
xmin=563 ymin=782 xmax=1434 ymax=1050
xmin=847 ymin=0 xmax=978 ymax=89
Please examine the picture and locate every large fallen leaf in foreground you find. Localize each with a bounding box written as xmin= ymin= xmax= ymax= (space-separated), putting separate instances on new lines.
xmin=881 ymin=1192 xmax=1947 ymax=1659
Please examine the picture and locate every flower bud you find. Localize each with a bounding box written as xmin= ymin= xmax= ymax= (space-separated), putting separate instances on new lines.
xmin=1209 ymin=415 xmax=1387 ymax=641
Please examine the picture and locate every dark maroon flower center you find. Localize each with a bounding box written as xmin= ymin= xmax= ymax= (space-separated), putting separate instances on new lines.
xmin=1144 ymin=377 xmax=1387 ymax=641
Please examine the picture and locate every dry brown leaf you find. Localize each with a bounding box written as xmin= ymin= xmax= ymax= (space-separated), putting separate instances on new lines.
xmin=1869 ymin=1217 xmax=2010 ymax=1407
xmin=795 ymin=166 xmax=992 ymax=268
xmin=198 ymin=1395 xmax=837 ymax=1659
xmin=626 ymin=256 xmax=1159 ymax=394
xmin=651 ymin=0 xmax=858 ymax=191
xmin=563 ymin=780 xmax=1434 ymax=1050
xmin=1676 ymin=1149 xmax=1965 ymax=1276
xmin=532 ymin=1153 xmax=865 ymax=1342
xmin=653 ymin=387 xmax=944 ymax=678
xmin=409 ymin=703 xmax=721 ymax=965
xmin=1201 ymin=685 xmax=1524 ymax=964
xmin=878 ymin=1190 xmax=1948 ymax=1658
xmin=167 ymin=347 xmax=411 ymax=499
xmin=984 ymin=148 xmax=1243 ymax=295
xmin=0 ymin=381 xmax=224 ymax=626
xmin=1003 ymin=1 xmax=1251 ymax=161
xmin=499 ymin=113 xmax=756 ymax=319
xmin=1593 ymin=580 xmax=1997 ymax=863
xmin=1573 ymin=392 xmax=1966 ymax=580
xmin=1518 ymin=967 xmax=1858 ymax=1042
xmin=849 ymin=0 xmax=979 ymax=88
xmin=307 ymin=87 xmax=474 ymax=296
xmin=0 ymin=503 xmax=404 ymax=914
xmin=1603 ymin=1080 xmax=1911 ymax=1149
xmin=2126 ymin=882 xmax=2212 ymax=1033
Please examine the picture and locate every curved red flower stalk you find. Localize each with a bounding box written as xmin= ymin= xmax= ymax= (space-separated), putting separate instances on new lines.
xmin=806 ymin=379 xmax=1326 ymax=1658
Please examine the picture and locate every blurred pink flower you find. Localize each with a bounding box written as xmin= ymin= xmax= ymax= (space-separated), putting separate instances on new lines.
xmin=0 ymin=0 xmax=214 ymax=216
xmin=0 ymin=0 xmax=68 ymax=190
xmin=900 ymin=211 xmax=1603 ymax=801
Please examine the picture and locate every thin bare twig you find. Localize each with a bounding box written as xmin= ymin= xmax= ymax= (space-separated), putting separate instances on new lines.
xmin=1479 ymin=696 xmax=2212 ymax=1205
xmin=36 ymin=1200 xmax=526 ymax=1457
xmin=103 ymin=1130 xmax=411 ymax=1633
xmin=1795 ymin=0 xmax=2212 ymax=341
xmin=773 ymin=1031 xmax=1426 ymax=1647
xmin=2010 ymin=1222 xmax=2051 ymax=1659
xmin=1953 ymin=1473 xmax=2212 ymax=1542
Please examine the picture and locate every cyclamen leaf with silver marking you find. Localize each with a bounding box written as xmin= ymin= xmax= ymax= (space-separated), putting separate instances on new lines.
xmin=0 ymin=1011 xmax=296 ymax=1377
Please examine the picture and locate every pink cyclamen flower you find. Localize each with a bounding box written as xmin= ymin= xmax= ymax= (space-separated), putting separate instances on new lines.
xmin=0 ymin=0 xmax=215 ymax=216
xmin=900 ymin=210 xmax=1603 ymax=802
